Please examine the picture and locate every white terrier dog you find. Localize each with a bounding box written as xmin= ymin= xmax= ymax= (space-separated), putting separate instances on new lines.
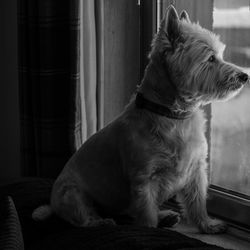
xmin=33 ymin=6 xmax=248 ymax=234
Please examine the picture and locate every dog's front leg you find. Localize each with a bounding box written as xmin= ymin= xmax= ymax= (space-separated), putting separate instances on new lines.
xmin=130 ymin=182 xmax=159 ymax=227
xmin=178 ymin=161 xmax=227 ymax=234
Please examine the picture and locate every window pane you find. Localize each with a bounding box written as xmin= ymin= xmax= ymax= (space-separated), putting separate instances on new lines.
xmin=211 ymin=0 xmax=250 ymax=197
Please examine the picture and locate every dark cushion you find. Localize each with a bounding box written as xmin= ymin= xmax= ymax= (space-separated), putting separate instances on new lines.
xmin=31 ymin=225 xmax=229 ymax=250
xmin=0 ymin=178 xmax=229 ymax=250
xmin=0 ymin=178 xmax=71 ymax=249
xmin=0 ymin=196 xmax=24 ymax=250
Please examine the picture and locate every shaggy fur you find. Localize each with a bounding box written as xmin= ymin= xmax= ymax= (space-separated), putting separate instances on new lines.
xmin=32 ymin=6 xmax=249 ymax=234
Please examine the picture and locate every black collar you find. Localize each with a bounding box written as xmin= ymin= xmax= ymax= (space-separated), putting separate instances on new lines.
xmin=135 ymin=92 xmax=192 ymax=120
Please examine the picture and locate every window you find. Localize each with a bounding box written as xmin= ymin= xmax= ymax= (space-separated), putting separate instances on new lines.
xmin=211 ymin=0 xmax=250 ymax=197
xmin=210 ymin=0 xmax=250 ymax=230
xmin=141 ymin=0 xmax=250 ymax=230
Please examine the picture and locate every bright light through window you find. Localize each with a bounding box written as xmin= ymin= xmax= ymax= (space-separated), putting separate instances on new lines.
xmin=211 ymin=0 xmax=250 ymax=197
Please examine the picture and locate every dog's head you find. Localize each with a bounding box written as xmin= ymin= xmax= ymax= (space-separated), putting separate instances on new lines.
xmin=147 ymin=5 xmax=249 ymax=106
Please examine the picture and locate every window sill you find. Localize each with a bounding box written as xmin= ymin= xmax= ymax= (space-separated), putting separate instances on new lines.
xmin=171 ymin=221 xmax=250 ymax=250
xmin=207 ymin=186 xmax=250 ymax=229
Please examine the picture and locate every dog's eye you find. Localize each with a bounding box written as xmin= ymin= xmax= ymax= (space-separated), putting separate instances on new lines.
xmin=208 ymin=55 xmax=215 ymax=62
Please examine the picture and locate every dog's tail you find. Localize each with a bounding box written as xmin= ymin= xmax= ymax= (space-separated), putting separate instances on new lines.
xmin=32 ymin=205 xmax=53 ymax=221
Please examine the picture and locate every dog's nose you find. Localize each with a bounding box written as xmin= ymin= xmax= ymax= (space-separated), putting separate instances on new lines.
xmin=238 ymin=73 xmax=248 ymax=83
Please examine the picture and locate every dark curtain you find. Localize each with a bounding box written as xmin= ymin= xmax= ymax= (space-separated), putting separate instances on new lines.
xmin=18 ymin=0 xmax=82 ymax=178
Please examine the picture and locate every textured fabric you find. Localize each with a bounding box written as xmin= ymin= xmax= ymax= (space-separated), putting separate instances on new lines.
xmin=0 ymin=178 xmax=56 ymax=248
xmin=0 ymin=196 xmax=24 ymax=250
xmin=0 ymin=179 xmax=229 ymax=250
xmin=32 ymin=225 xmax=229 ymax=250
xmin=0 ymin=178 xmax=69 ymax=249
xmin=18 ymin=0 xmax=98 ymax=178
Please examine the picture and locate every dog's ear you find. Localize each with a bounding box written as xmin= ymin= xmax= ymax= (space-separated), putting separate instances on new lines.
xmin=180 ymin=10 xmax=191 ymax=23
xmin=163 ymin=5 xmax=180 ymax=44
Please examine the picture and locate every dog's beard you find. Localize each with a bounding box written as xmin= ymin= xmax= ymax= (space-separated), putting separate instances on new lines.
xmin=216 ymin=82 xmax=244 ymax=102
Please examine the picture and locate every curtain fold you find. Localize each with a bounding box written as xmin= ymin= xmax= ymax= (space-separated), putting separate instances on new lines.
xmin=80 ymin=0 xmax=97 ymax=141
xmin=18 ymin=0 xmax=97 ymax=178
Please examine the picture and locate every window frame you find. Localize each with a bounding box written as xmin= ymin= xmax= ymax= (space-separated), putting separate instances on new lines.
xmin=140 ymin=0 xmax=250 ymax=231
xmin=208 ymin=185 xmax=250 ymax=231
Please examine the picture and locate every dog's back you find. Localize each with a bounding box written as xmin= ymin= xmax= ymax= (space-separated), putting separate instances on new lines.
xmin=51 ymin=96 xmax=207 ymax=211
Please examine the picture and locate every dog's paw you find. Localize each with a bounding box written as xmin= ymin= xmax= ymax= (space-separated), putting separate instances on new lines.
xmin=86 ymin=218 xmax=116 ymax=227
xmin=199 ymin=218 xmax=227 ymax=234
xmin=158 ymin=210 xmax=181 ymax=228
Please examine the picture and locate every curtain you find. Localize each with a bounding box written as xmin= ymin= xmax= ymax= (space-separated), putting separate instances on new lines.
xmin=80 ymin=0 xmax=97 ymax=140
xmin=18 ymin=0 xmax=97 ymax=178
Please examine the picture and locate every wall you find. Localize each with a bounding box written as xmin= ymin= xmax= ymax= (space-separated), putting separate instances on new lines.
xmin=0 ymin=0 xmax=20 ymax=182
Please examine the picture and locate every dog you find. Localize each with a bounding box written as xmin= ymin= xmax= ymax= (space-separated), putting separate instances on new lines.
xmin=32 ymin=5 xmax=249 ymax=234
